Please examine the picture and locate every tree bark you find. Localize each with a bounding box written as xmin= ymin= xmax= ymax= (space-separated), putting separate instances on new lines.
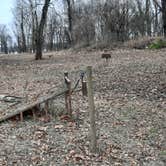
xmin=29 ymin=0 xmax=36 ymax=53
xmin=161 ymin=0 xmax=166 ymax=37
xmin=153 ymin=0 xmax=166 ymax=37
xmin=21 ymin=8 xmax=27 ymax=52
xmin=66 ymin=0 xmax=73 ymax=45
xmin=154 ymin=2 xmax=159 ymax=35
xmin=35 ymin=0 xmax=51 ymax=60
xmin=48 ymin=22 xmax=54 ymax=51
xmin=145 ymin=0 xmax=151 ymax=36
xmin=86 ymin=66 xmax=97 ymax=153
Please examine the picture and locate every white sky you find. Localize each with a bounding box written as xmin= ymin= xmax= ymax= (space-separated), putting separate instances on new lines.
xmin=0 ymin=0 xmax=13 ymax=25
xmin=0 ymin=0 xmax=90 ymax=26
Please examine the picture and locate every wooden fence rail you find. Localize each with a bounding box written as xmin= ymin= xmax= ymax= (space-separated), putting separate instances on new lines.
xmin=0 ymin=88 xmax=67 ymax=122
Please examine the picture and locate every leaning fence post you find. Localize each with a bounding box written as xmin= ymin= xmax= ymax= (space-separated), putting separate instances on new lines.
xmin=68 ymin=80 xmax=72 ymax=116
xmin=86 ymin=66 xmax=97 ymax=153
xmin=64 ymin=72 xmax=72 ymax=116
xmin=64 ymin=72 xmax=69 ymax=114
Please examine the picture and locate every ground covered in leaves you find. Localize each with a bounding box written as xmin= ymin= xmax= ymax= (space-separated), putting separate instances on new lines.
xmin=0 ymin=49 xmax=165 ymax=165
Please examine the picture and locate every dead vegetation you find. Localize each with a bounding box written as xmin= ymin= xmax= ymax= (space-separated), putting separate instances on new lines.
xmin=123 ymin=37 xmax=155 ymax=49
xmin=0 ymin=49 xmax=165 ymax=165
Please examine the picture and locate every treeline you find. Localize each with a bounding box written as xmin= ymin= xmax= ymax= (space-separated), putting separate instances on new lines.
xmin=0 ymin=0 xmax=166 ymax=58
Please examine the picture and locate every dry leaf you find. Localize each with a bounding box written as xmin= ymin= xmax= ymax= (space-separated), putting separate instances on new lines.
xmin=54 ymin=124 xmax=64 ymax=129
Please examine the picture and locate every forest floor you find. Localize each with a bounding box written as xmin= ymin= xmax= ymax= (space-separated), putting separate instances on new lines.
xmin=0 ymin=49 xmax=165 ymax=166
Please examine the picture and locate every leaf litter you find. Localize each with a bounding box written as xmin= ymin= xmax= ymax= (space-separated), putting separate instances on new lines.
xmin=0 ymin=49 xmax=165 ymax=165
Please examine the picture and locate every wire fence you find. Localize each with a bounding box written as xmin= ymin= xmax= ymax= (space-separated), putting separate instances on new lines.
xmin=0 ymin=70 xmax=88 ymax=122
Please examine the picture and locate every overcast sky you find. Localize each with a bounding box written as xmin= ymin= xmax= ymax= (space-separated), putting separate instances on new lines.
xmin=0 ymin=0 xmax=90 ymax=26
xmin=0 ymin=0 xmax=13 ymax=25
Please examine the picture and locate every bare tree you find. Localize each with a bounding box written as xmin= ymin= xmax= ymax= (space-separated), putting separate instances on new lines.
xmin=20 ymin=4 xmax=27 ymax=52
xmin=153 ymin=0 xmax=166 ymax=37
xmin=35 ymin=0 xmax=51 ymax=60
xmin=64 ymin=0 xmax=74 ymax=45
xmin=0 ymin=25 xmax=11 ymax=54
xmin=10 ymin=0 xmax=166 ymax=52
xmin=161 ymin=0 xmax=166 ymax=37
xmin=145 ymin=0 xmax=151 ymax=36
xmin=28 ymin=0 xmax=36 ymax=53
xmin=13 ymin=0 xmax=51 ymax=58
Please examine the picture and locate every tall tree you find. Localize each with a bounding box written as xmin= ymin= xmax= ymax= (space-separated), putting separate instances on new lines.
xmin=28 ymin=0 xmax=36 ymax=53
xmin=145 ymin=0 xmax=151 ymax=36
xmin=35 ymin=0 xmax=51 ymax=60
xmin=0 ymin=25 xmax=10 ymax=54
xmin=153 ymin=0 xmax=166 ymax=37
xmin=20 ymin=5 xmax=27 ymax=52
xmin=13 ymin=0 xmax=27 ymax=53
xmin=161 ymin=0 xmax=166 ymax=37
xmin=64 ymin=0 xmax=74 ymax=45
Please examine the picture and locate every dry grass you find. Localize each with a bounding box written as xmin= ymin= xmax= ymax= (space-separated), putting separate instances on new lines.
xmin=123 ymin=36 xmax=164 ymax=49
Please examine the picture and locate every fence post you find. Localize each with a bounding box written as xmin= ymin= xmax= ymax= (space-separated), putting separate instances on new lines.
xmin=68 ymin=81 xmax=72 ymax=116
xmin=45 ymin=101 xmax=49 ymax=116
xmin=20 ymin=112 xmax=24 ymax=122
xmin=86 ymin=66 xmax=97 ymax=153
xmin=64 ymin=72 xmax=72 ymax=116
xmin=32 ymin=109 xmax=36 ymax=121
xmin=81 ymin=74 xmax=87 ymax=96
xmin=64 ymin=72 xmax=69 ymax=114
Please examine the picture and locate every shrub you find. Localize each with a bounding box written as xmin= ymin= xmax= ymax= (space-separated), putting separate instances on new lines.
xmin=149 ymin=39 xmax=166 ymax=49
xmin=124 ymin=37 xmax=155 ymax=49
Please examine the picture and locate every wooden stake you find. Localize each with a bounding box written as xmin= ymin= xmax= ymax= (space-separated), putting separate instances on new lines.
xmin=86 ymin=66 xmax=97 ymax=153
xmin=81 ymin=74 xmax=87 ymax=96
xmin=20 ymin=112 xmax=23 ymax=122
xmin=67 ymin=81 xmax=72 ymax=116
xmin=64 ymin=72 xmax=72 ymax=116
xmin=45 ymin=101 xmax=49 ymax=116
xmin=32 ymin=109 xmax=36 ymax=121
xmin=82 ymin=81 xmax=87 ymax=96
xmin=64 ymin=72 xmax=69 ymax=114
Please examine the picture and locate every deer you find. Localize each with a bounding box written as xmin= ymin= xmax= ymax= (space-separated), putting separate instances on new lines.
xmin=48 ymin=54 xmax=53 ymax=59
xmin=101 ymin=50 xmax=111 ymax=63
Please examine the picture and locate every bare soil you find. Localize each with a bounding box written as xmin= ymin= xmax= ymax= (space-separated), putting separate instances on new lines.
xmin=0 ymin=49 xmax=165 ymax=166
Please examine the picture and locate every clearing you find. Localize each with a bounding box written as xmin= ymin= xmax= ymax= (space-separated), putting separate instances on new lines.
xmin=0 ymin=49 xmax=165 ymax=165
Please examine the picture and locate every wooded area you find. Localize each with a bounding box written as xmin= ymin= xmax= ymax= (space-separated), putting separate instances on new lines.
xmin=0 ymin=0 xmax=166 ymax=59
xmin=0 ymin=0 xmax=166 ymax=165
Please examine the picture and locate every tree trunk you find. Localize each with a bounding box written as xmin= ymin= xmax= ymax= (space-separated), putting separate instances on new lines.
xmin=4 ymin=40 xmax=8 ymax=54
xmin=154 ymin=2 xmax=159 ymax=35
xmin=66 ymin=0 xmax=73 ymax=45
xmin=17 ymin=36 xmax=22 ymax=53
xmin=35 ymin=0 xmax=51 ymax=60
xmin=48 ymin=23 xmax=54 ymax=51
xmin=161 ymin=0 xmax=166 ymax=37
xmin=21 ymin=8 xmax=27 ymax=52
xmin=29 ymin=0 xmax=36 ymax=53
xmin=36 ymin=39 xmax=43 ymax=60
xmin=146 ymin=0 xmax=151 ymax=36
